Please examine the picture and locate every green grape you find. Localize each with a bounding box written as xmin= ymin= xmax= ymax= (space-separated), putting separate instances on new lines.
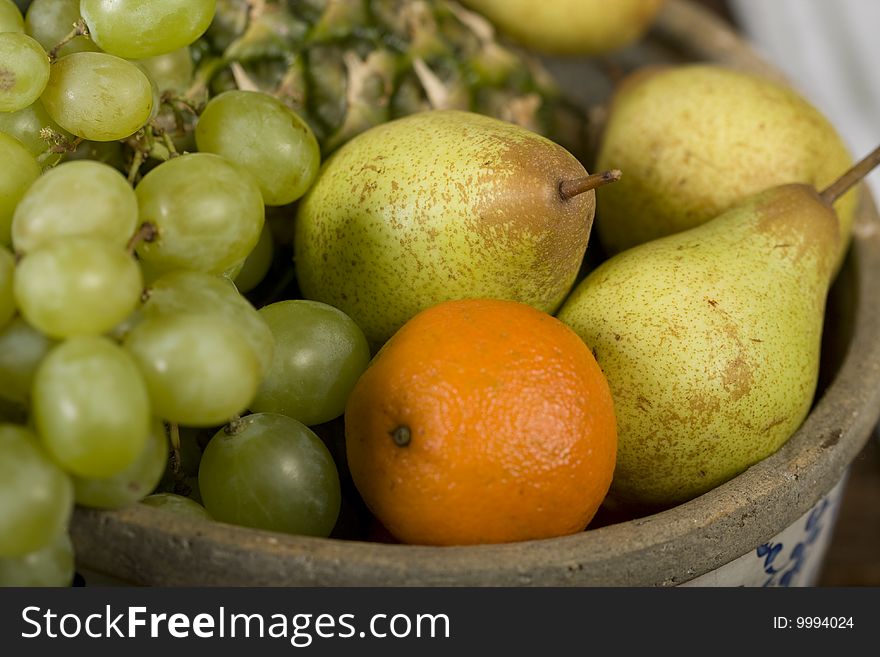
xmin=13 ymin=236 xmax=143 ymax=338
xmin=250 ymin=300 xmax=371 ymax=426
xmin=0 ymin=131 xmax=41 ymax=245
xmin=73 ymin=418 xmax=167 ymax=509
xmin=199 ymin=413 xmax=341 ymax=537
xmin=0 ymin=0 xmax=24 ymax=32
xmin=25 ymin=0 xmax=99 ymax=58
xmin=0 ymin=245 xmax=13 ymax=329
xmin=12 ymin=160 xmax=138 ymax=254
xmin=41 ymin=51 xmax=154 ymax=141
xmin=0 ymin=423 xmax=73 ymax=558
xmin=234 ymin=221 xmax=273 ymax=294
xmin=135 ymin=153 xmax=264 ymax=277
xmin=134 ymin=46 xmax=194 ymax=94
xmin=0 ymin=532 xmax=74 ymax=587
xmin=0 ymin=32 xmax=49 ymax=113
xmin=80 ymin=0 xmax=216 ymax=60
xmin=141 ymin=492 xmax=211 ymax=520
xmin=0 ymin=101 xmax=67 ymax=165
xmin=0 ymin=316 xmax=55 ymax=403
xmin=123 ymin=313 xmax=261 ymax=427
xmin=195 ymin=90 xmax=321 ymax=206
xmin=32 ymin=335 xmax=151 ymax=478
xmin=140 ymin=269 xmax=274 ymax=377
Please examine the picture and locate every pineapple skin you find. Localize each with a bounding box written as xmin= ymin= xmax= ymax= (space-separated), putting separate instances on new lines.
xmin=193 ymin=0 xmax=590 ymax=160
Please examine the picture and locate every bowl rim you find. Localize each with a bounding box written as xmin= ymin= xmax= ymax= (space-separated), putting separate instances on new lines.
xmin=69 ymin=0 xmax=880 ymax=586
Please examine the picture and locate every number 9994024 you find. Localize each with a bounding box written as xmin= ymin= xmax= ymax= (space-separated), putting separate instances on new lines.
xmin=796 ymin=617 xmax=854 ymax=629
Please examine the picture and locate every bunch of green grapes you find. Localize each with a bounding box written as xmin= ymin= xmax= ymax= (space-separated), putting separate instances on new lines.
xmin=1 ymin=0 xmax=370 ymax=586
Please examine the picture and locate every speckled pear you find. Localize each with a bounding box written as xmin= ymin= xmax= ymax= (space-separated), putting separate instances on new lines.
xmin=557 ymin=143 xmax=880 ymax=509
xmin=595 ymin=64 xmax=857 ymax=270
xmin=294 ymin=110 xmax=611 ymax=348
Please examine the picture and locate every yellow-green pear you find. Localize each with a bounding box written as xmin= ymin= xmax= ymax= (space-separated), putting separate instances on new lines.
xmin=557 ymin=144 xmax=880 ymax=509
xmin=594 ymin=64 xmax=856 ymax=268
xmin=460 ymin=0 xmax=665 ymax=55
xmin=294 ymin=110 xmax=612 ymax=348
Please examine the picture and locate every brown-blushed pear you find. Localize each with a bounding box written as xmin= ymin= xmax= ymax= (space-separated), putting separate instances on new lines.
xmin=460 ymin=0 xmax=665 ymax=55
xmin=294 ymin=110 xmax=615 ymax=348
xmin=595 ymin=64 xmax=856 ymax=269
xmin=557 ymin=145 xmax=880 ymax=510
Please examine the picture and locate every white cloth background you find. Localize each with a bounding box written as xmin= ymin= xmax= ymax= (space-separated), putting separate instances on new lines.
xmin=730 ymin=0 xmax=880 ymax=201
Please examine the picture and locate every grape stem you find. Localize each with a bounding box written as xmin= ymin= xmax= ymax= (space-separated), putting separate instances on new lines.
xmin=147 ymin=122 xmax=180 ymax=160
xmin=126 ymin=124 xmax=181 ymax=183
xmin=169 ymin=422 xmax=181 ymax=452
xmin=127 ymin=148 xmax=145 ymax=184
xmin=225 ymin=416 xmax=246 ymax=436
xmin=126 ymin=222 xmax=159 ymax=255
xmin=165 ymin=422 xmax=190 ymax=497
xmin=47 ymin=19 xmax=90 ymax=63
xmin=161 ymin=92 xmax=202 ymax=138
xmin=163 ymin=93 xmax=201 ymax=117
xmin=39 ymin=128 xmax=81 ymax=155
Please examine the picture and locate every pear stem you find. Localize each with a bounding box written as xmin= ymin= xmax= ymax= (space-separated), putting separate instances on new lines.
xmin=559 ymin=169 xmax=622 ymax=201
xmin=820 ymin=142 xmax=880 ymax=205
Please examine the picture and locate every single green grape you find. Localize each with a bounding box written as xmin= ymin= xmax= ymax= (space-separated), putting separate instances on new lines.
xmin=123 ymin=313 xmax=261 ymax=427
xmin=73 ymin=418 xmax=167 ymax=509
xmin=0 ymin=245 xmax=14 ymax=330
xmin=12 ymin=160 xmax=139 ymax=254
xmin=0 ymin=0 xmax=24 ymax=32
xmin=140 ymin=269 xmax=274 ymax=377
xmin=0 ymin=32 xmax=49 ymax=113
xmin=195 ymin=90 xmax=321 ymax=206
xmin=32 ymin=335 xmax=152 ymax=478
xmin=80 ymin=0 xmax=216 ymax=60
xmin=0 ymin=423 xmax=73 ymax=558
xmin=41 ymin=51 xmax=155 ymax=141
xmin=25 ymin=0 xmax=99 ymax=58
xmin=0 ymin=101 xmax=68 ymax=166
xmin=0 ymin=131 xmax=41 ymax=246
xmin=250 ymin=300 xmax=371 ymax=426
xmin=0 ymin=532 xmax=74 ymax=587
xmin=234 ymin=221 xmax=273 ymax=294
xmin=135 ymin=153 xmax=264 ymax=277
xmin=134 ymin=46 xmax=194 ymax=94
xmin=0 ymin=315 xmax=55 ymax=404
xmin=13 ymin=236 xmax=143 ymax=338
xmin=141 ymin=492 xmax=212 ymax=520
xmin=199 ymin=413 xmax=341 ymax=537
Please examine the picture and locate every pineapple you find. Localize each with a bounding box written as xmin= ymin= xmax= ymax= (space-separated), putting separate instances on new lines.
xmin=184 ymin=0 xmax=590 ymax=159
